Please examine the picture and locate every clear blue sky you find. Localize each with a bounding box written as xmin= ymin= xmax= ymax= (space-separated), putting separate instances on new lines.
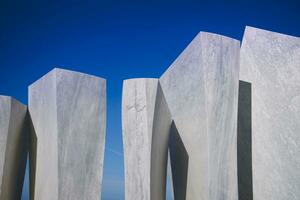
xmin=0 ymin=0 xmax=299 ymax=199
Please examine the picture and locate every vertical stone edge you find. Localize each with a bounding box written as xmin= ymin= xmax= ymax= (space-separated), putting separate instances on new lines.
xmin=150 ymin=82 xmax=172 ymax=200
xmin=169 ymin=121 xmax=188 ymax=200
xmin=122 ymin=78 xmax=158 ymax=200
xmin=28 ymin=68 xmax=59 ymax=200
xmin=159 ymin=31 xmax=208 ymax=200
xmin=0 ymin=96 xmax=28 ymax=200
xmin=201 ymin=33 xmax=240 ymax=200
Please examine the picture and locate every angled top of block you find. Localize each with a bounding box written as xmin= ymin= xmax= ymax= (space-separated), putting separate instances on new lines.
xmin=244 ymin=26 xmax=300 ymax=40
xmin=200 ymin=31 xmax=240 ymax=43
xmin=122 ymin=78 xmax=159 ymax=142
xmin=29 ymin=67 xmax=106 ymax=89
xmin=160 ymin=31 xmax=240 ymax=81
xmin=54 ymin=68 xmax=106 ymax=80
xmin=241 ymin=26 xmax=300 ymax=82
xmin=0 ymin=95 xmax=12 ymax=106
xmin=0 ymin=95 xmax=11 ymax=99
xmin=0 ymin=95 xmax=26 ymax=107
xmin=123 ymin=78 xmax=158 ymax=82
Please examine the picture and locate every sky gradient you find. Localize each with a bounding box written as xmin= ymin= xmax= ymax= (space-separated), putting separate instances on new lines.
xmin=0 ymin=0 xmax=300 ymax=199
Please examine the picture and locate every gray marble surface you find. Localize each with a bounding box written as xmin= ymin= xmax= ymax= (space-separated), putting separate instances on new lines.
xmin=0 ymin=95 xmax=28 ymax=200
xmin=29 ymin=68 xmax=106 ymax=200
xmin=240 ymin=26 xmax=300 ymax=200
xmin=160 ymin=32 xmax=240 ymax=200
xmin=122 ymin=78 xmax=172 ymax=200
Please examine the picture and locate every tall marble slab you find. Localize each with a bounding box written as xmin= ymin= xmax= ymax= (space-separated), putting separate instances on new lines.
xmin=29 ymin=68 xmax=106 ymax=200
xmin=160 ymin=32 xmax=240 ymax=200
xmin=122 ymin=78 xmax=172 ymax=200
xmin=0 ymin=96 xmax=28 ymax=200
xmin=240 ymin=26 xmax=300 ymax=200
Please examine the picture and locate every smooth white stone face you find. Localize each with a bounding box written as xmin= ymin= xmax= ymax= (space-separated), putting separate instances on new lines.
xmin=29 ymin=68 xmax=106 ymax=200
xmin=160 ymin=32 xmax=240 ymax=200
xmin=240 ymin=26 xmax=300 ymax=200
xmin=0 ymin=96 xmax=28 ymax=200
xmin=122 ymin=78 xmax=172 ymax=200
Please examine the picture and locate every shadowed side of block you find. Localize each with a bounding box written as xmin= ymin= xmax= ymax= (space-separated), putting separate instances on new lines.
xmin=169 ymin=121 xmax=188 ymax=200
xmin=150 ymin=83 xmax=172 ymax=200
xmin=237 ymin=80 xmax=253 ymax=200
xmin=29 ymin=112 xmax=37 ymax=200
xmin=0 ymin=96 xmax=28 ymax=200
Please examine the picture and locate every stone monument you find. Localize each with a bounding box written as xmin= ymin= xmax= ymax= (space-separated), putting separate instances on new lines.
xmin=28 ymin=68 xmax=106 ymax=200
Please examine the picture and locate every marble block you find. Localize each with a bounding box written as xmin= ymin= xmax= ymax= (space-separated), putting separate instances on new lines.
xmin=160 ymin=32 xmax=240 ymax=200
xmin=28 ymin=68 xmax=106 ymax=200
xmin=0 ymin=95 xmax=28 ymax=200
xmin=240 ymin=26 xmax=300 ymax=200
xmin=122 ymin=78 xmax=172 ymax=200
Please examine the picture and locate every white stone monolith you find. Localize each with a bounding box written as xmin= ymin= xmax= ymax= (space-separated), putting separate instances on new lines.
xmin=240 ymin=26 xmax=300 ymax=200
xmin=122 ymin=78 xmax=172 ymax=200
xmin=29 ymin=68 xmax=106 ymax=200
xmin=160 ymin=32 xmax=240 ymax=200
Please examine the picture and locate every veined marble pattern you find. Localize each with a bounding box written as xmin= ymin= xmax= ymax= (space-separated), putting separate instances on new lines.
xmin=122 ymin=79 xmax=172 ymax=200
xmin=240 ymin=26 xmax=300 ymax=200
xmin=0 ymin=96 xmax=28 ymax=200
xmin=160 ymin=32 xmax=240 ymax=200
xmin=29 ymin=68 xmax=106 ymax=200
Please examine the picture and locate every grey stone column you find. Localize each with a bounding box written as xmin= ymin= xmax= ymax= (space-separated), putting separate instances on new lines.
xmin=28 ymin=68 xmax=106 ymax=200
xmin=240 ymin=26 xmax=300 ymax=200
xmin=160 ymin=32 xmax=240 ymax=200
xmin=122 ymin=78 xmax=172 ymax=200
xmin=0 ymin=95 xmax=28 ymax=200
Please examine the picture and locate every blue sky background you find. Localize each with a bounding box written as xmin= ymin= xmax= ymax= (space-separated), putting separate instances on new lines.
xmin=0 ymin=0 xmax=299 ymax=199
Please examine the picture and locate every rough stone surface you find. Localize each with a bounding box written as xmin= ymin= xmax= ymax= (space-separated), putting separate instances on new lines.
xmin=160 ymin=32 xmax=240 ymax=200
xmin=0 ymin=95 xmax=28 ymax=200
xmin=240 ymin=26 xmax=300 ymax=200
xmin=29 ymin=68 xmax=106 ymax=200
xmin=122 ymin=78 xmax=172 ymax=200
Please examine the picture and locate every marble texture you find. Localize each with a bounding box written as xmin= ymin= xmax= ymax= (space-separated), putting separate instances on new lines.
xmin=122 ymin=78 xmax=172 ymax=200
xmin=240 ymin=26 xmax=300 ymax=200
xmin=0 ymin=95 xmax=28 ymax=200
xmin=29 ymin=68 xmax=106 ymax=200
xmin=160 ymin=32 xmax=240 ymax=200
